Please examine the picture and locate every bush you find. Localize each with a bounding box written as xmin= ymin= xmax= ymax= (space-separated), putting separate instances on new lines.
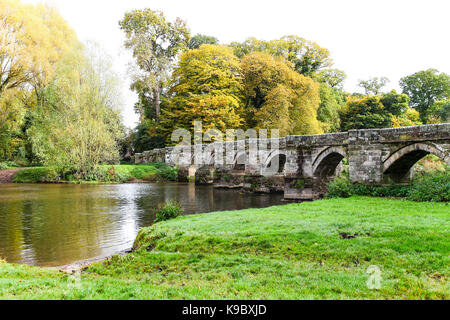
xmin=351 ymin=184 xmax=410 ymax=198
xmin=0 ymin=161 xmax=20 ymax=170
xmin=408 ymin=171 xmax=450 ymax=202
xmin=156 ymin=165 xmax=177 ymax=181
xmin=154 ymin=200 xmax=184 ymax=223
xmin=325 ymin=169 xmax=450 ymax=202
xmin=325 ymin=176 xmax=353 ymax=198
xmin=13 ymin=167 xmax=60 ymax=183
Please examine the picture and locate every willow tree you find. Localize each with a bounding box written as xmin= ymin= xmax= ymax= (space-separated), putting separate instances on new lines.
xmin=0 ymin=0 xmax=78 ymax=95
xmin=28 ymin=44 xmax=124 ymax=177
xmin=0 ymin=0 xmax=78 ymax=161
xmin=119 ymin=9 xmax=190 ymax=122
xmin=160 ymin=44 xmax=244 ymax=142
xmin=240 ymin=52 xmax=322 ymax=136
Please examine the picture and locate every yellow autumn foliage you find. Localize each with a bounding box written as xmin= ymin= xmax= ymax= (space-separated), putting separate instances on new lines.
xmin=241 ymin=52 xmax=322 ymax=136
xmin=0 ymin=0 xmax=78 ymax=94
xmin=160 ymin=45 xmax=244 ymax=142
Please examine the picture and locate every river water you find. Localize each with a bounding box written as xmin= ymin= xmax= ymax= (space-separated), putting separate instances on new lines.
xmin=0 ymin=183 xmax=284 ymax=267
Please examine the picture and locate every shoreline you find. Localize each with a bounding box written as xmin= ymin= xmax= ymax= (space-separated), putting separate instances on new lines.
xmin=1 ymin=196 xmax=448 ymax=299
xmin=47 ymin=248 xmax=134 ymax=273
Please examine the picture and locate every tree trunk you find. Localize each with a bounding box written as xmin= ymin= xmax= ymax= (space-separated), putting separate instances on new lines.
xmin=154 ymin=86 xmax=161 ymax=122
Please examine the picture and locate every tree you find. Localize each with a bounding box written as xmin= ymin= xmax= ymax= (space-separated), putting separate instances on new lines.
xmin=340 ymin=96 xmax=392 ymax=131
xmin=160 ymin=45 xmax=244 ymax=142
xmin=240 ymin=52 xmax=322 ymax=135
xmin=28 ymin=44 xmax=124 ymax=177
xmin=188 ymin=34 xmax=218 ymax=49
xmin=119 ymin=9 xmax=190 ymax=121
xmin=230 ymin=35 xmax=332 ymax=76
xmin=392 ymin=108 xmax=421 ymax=127
xmin=358 ymin=77 xmax=389 ymax=95
xmin=0 ymin=0 xmax=78 ymax=95
xmin=0 ymin=89 xmax=26 ymax=160
xmin=317 ymin=83 xmax=346 ymax=133
xmin=0 ymin=0 xmax=79 ymax=162
xmin=400 ymin=69 xmax=450 ymax=122
xmin=427 ymin=99 xmax=450 ymax=123
xmin=312 ymin=68 xmax=347 ymax=89
xmin=380 ymin=90 xmax=409 ymax=116
xmin=132 ymin=119 xmax=166 ymax=153
xmin=439 ymin=102 xmax=450 ymax=122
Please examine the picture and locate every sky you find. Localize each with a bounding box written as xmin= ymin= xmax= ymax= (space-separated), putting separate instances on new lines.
xmin=23 ymin=0 xmax=450 ymax=128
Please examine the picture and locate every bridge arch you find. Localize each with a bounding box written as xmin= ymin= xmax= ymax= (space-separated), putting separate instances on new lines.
xmin=383 ymin=142 xmax=449 ymax=183
xmin=233 ymin=151 xmax=246 ymax=171
xmin=312 ymin=146 xmax=346 ymax=178
xmin=263 ymin=150 xmax=287 ymax=175
xmin=192 ymin=148 xmax=215 ymax=167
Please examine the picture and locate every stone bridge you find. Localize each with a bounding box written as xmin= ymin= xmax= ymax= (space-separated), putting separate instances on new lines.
xmin=133 ymin=123 xmax=450 ymax=200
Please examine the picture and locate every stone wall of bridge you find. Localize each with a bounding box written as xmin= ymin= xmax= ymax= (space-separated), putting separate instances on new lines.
xmin=133 ymin=123 xmax=450 ymax=200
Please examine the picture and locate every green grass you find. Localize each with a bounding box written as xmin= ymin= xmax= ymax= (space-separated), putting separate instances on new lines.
xmin=12 ymin=163 xmax=177 ymax=183
xmin=0 ymin=197 xmax=448 ymax=299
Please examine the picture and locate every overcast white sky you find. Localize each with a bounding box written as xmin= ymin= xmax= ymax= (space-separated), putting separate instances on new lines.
xmin=23 ymin=0 xmax=450 ymax=128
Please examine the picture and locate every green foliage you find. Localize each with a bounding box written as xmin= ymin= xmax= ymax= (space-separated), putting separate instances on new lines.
xmin=156 ymin=165 xmax=178 ymax=181
xmin=438 ymin=101 xmax=450 ymax=122
xmin=312 ymin=68 xmax=347 ymax=89
xmin=357 ymin=77 xmax=389 ymax=95
xmin=293 ymin=179 xmax=305 ymax=189
xmin=13 ymin=164 xmax=177 ymax=183
xmin=230 ymin=35 xmax=332 ymax=76
xmin=339 ymin=91 xmax=418 ymax=131
xmin=400 ymin=69 xmax=450 ymax=123
xmin=380 ymin=90 xmax=409 ymax=116
xmin=408 ymin=171 xmax=450 ymax=202
xmin=188 ymin=34 xmax=218 ymax=49
xmin=132 ymin=119 xmax=166 ymax=153
xmin=27 ymin=44 xmax=125 ymax=178
xmin=13 ymin=167 xmax=60 ymax=183
xmin=119 ymin=8 xmax=190 ymax=122
xmin=325 ymin=176 xmax=353 ymax=198
xmin=0 ymin=161 xmax=19 ymax=169
xmin=154 ymin=200 xmax=184 ymax=223
xmin=317 ymin=83 xmax=345 ymax=132
xmin=340 ymin=96 xmax=392 ymax=131
xmin=326 ymin=169 xmax=450 ymax=202
xmin=350 ymin=184 xmax=411 ymax=198
xmin=427 ymin=99 xmax=450 ymax=123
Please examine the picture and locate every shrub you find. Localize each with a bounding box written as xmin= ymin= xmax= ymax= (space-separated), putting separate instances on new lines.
xmin=351 ymin=184 xmax=410 ymax=198
xmin=156 ymin=165 xmax=177 ymax=181
xmin=13 ymin=167 xmax=60 ymax=183
xmin=325 ymin=169 xmax=449 ymax=202
xmin=325 ymin=176 xmax=353 ymax=198
xmin=154 ymin=200 xmax=184 ymax=223
xmin=0 ymin=161 xmax=20 ymax=170
xmin=408 ymin=171 xmax=450 ymax=202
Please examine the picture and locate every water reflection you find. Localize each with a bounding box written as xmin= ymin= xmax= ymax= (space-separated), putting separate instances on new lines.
xmin=0 ymin=183 xmax=284 ymax=267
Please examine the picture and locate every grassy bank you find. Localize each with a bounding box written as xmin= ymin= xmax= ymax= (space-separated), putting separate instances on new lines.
xmin=0 ymin=197 xmax=448 ymax=299
xmin=11 ymin=163 xmax=177 ymax=183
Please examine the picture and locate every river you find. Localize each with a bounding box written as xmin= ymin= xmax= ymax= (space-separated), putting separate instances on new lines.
xmin=0 ymin=183 xmax=284 ymax=267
